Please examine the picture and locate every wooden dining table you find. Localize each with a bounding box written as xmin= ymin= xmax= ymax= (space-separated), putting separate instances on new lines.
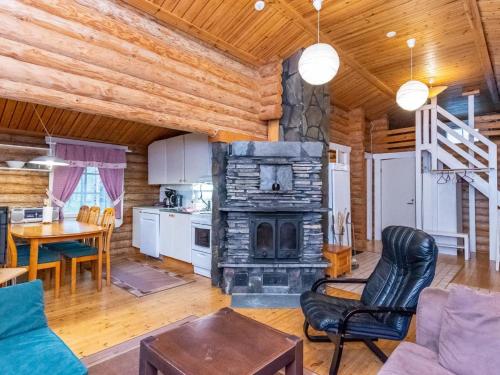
xmin=9 ymin=221 xmax=106 ymax=291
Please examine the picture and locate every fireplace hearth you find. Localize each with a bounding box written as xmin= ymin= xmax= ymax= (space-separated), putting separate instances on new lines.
xmin=215 ymin=141 xmax=329 ymax=295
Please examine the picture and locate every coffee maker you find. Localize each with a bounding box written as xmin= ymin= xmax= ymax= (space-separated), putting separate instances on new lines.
xmin=163 ymin=188 xmax=182 ymax=208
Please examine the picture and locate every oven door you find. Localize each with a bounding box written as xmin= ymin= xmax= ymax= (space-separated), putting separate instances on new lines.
xmin=192 ymin=223 xmax=211 ymax=254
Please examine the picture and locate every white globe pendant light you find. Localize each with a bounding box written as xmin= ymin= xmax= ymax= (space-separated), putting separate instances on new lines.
xmin=298 ymin=0 xmax=339 ymax=86
xmin=396 ymin=39 xmax=429 ymax=111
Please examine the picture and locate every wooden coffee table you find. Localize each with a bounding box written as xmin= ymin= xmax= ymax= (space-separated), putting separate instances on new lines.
xmin=139 ymin=307 xmax=303 ymax=375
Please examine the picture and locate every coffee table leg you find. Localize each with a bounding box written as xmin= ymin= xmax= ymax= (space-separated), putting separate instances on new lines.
xmin=140 ymin=337 xmax=158 ymax=375
xmin=285 ymin=339 xmax=303 ymax=375
xmin=139 ymin=360 xmax=158 ymax=375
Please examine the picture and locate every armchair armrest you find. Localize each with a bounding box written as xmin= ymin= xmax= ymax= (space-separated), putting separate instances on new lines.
xmin=312 ymin=277 xmax=368 ymax=292
xmin=338 ymin=306 xmax=416 ymax=335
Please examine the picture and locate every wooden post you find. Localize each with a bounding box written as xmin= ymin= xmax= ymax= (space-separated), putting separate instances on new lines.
xmin=468 ymin=94 xmax=476 ymax=254
xmin=267 ymin=119 xmax=280 ymax=141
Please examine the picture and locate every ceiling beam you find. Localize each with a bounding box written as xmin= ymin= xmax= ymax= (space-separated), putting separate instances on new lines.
xmin=271 ymin=0 xmax=395 ymax=99
xmin=463 ymin=0 xmax=499 ymax=104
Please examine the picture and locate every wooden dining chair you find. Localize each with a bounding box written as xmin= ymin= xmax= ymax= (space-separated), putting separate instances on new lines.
xmin=77 ymin=205 xmax=90 ymax=222
xmin=60 ymin=208 xmax=115 ymax=293
xmin=45 ymin=205 xmax=92 ymax=251
xmin=6 ymin=232 xmax=61 ymax=297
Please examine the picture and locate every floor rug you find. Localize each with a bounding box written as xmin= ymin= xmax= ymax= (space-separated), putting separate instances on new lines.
xmin=83 ymin=315 xmax=317 ymax=375
xmin=83 ymin=316 xmax=197 ymax=374
xmin=104 ymin=258 xmax=194 ymax=297
xmin=329 ymin=251 xmax=463 ymax=294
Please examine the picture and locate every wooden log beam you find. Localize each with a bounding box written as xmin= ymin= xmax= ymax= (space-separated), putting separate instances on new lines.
xmin=0 ymin=11 xmax=260 ymax=115
xmin=271 ymin=0 xmax=395 ymax=99
xmin=12 ymin=0 xmax=258 ymax=98
xmin=0 ymin=79 xmax=225 ymax=136
xmin=0 ymin=55 xmax=266 ymax=135
xmin=0 ymin=37 xmax=262 ymax=125
xmin=463 ymin=0 xmax=499 ymax=103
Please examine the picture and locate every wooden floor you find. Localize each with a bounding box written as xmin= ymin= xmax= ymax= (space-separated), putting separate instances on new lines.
xmin=41 ymin=246 xmax=500 ymax=375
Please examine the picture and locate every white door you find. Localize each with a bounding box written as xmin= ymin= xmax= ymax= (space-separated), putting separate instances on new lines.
xmin=165 ymin=137 xmax=185 ymax=183
xmin=140 ymin=212 xmax=160 ymax=257
xmin=381 ymin=157 xmax=416 ymax=231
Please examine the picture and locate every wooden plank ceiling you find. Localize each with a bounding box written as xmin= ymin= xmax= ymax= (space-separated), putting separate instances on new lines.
xmin=124 ymin=0 xmax=500 ymax=125
xmin=0 ymin=98 xmax=181 ymax=147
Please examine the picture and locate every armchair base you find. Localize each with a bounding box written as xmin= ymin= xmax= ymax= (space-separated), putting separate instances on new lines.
xmin=304 ymin=320 xmax=388 ymax=375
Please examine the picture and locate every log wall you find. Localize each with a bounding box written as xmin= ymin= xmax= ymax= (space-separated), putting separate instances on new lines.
xmin=0 ymin=0 xmax=282 ymax=139
xmin=329 ymin=106 xmax=370 ymax=249
xmin=462 ymin=113 xmax=500 ymax=254
xmin=0 ymin=133 xmax=157 ymax=257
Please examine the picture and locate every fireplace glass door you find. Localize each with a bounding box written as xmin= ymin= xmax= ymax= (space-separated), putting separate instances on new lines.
xmin=251 ymin=214 xmax=301 ymax=260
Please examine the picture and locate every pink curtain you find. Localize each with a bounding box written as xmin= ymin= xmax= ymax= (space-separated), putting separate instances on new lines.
xmin=98 ymin=168 xmax=124 ymax=219
xmin=50 ymin=168 xmax=84 ymax=220
xmin=48 ymin=143 xmax=126 ymax=219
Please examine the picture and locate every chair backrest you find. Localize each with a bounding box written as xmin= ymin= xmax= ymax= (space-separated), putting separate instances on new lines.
xmin=100 ymin=208 xmax=115 ymax=253
xmin=76 ymin=205 xmax=90 ymax=222
xmin=87 ymin=206 xmax=101 ymax=225
xmin=360 ymin=226 xmax=438 ymax=336
xmin=6 ymin=230 xmax=18 ymax=267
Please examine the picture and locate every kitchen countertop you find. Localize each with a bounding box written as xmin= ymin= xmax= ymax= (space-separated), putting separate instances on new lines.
xmin=133 ymin=206 xmax=211 ymax=215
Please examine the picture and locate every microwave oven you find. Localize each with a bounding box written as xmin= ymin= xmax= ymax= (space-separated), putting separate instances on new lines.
xmin=10 ymin=207 xmax=60 ymax=224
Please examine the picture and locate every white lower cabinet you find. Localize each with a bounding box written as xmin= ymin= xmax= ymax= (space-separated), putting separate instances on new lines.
xmin=159 ymin=212 xmax=191 ymax=263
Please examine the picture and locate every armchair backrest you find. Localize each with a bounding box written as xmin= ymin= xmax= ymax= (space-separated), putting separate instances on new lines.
xmin=0 ymin=280 xmax=48 ymax=339
xmin=360 ymin=226 xmax=438 ymax=335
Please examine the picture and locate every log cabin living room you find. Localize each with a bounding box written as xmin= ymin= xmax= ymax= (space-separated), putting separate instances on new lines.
xmin=0 ymin=0 xmax=499 ymax=374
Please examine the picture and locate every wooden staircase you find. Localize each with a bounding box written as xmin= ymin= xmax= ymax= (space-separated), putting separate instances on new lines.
xmin=415 ymin=96 xmax=499 ymax=271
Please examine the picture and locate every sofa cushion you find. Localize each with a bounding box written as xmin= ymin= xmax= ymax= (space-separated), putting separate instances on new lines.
xmin=0 ymin=280 xmax=47 ymax=339
xmin=0 ymin=327 xmax=87 ymax=375
xmin=378 ymin=342 xmax=454 ymax=375
xmin=438 ymin=286 xmax=500 ymax=375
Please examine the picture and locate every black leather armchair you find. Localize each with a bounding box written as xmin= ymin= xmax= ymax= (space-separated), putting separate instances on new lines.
xmin=300 ymin=226 xmax=438 ymax=375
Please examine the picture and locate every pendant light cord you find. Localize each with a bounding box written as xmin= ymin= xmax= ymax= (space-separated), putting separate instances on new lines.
xmin=410 ymin=47 xmax=413 ymax=80
xmin=31 ymin=103 xmax=52 ymax=143
xmin=31 ymin=103 xmax=55 ymax=155
xmin=317 ymin=8 xmax=320 ymax=43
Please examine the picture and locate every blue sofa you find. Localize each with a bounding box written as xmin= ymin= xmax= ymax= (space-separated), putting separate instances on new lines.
xmin=0 ymin=280 xmax=87 ymax=375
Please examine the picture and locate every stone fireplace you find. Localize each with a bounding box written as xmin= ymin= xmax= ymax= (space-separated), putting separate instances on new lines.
xmin=216 ymin=141 xmax=328 ymax=295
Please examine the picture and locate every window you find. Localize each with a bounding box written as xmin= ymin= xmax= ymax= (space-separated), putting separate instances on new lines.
xmin=64 ymin=167 xmax=112 ymax=217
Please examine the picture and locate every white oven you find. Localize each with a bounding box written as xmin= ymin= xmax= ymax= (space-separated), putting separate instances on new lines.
xmin=191 ymin=213 xmax=212 ymax=277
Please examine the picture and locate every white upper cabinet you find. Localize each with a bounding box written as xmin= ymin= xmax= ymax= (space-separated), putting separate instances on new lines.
xmin=148 ymin=134 xmax=211 ymax=185
xmin=165 ymin=137 xmax=185 ymax=184
xmin=148 ymin=140 xmax=167 ymax=184
xmin=184 ymin=133 xmax=212 ymax=183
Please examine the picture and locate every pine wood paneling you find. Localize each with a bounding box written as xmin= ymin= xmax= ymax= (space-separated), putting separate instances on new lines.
xmin=0 ymin=98 xmax=180 ymax=147
xmin=478 ymin=0 xmax=500 ymax=94
xmin=0 ymin=133 xmax=158 ymax=257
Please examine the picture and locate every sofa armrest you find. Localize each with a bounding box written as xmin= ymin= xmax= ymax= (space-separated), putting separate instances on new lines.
xmin=0 ymin=280 xmax=48 ymax=339
xmin=416 ymin=287 xmax=449 ymax=353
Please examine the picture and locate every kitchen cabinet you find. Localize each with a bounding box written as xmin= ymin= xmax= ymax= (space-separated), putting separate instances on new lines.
xmin=184 ymin=133 xmax=212 ymax=183
xmin=132 ymin=208 xmax=141 ymax=248
xmin=159 ymin=212 xmax=191 ymax=263
xmin=148 ymin=140 xmax=167 ymax=184
xmin=148 ymin=134 xmax=211 ymax=185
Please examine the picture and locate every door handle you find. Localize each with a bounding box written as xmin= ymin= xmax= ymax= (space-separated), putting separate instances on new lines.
xmin=406 ymin=199 xmax=415 ymax=205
